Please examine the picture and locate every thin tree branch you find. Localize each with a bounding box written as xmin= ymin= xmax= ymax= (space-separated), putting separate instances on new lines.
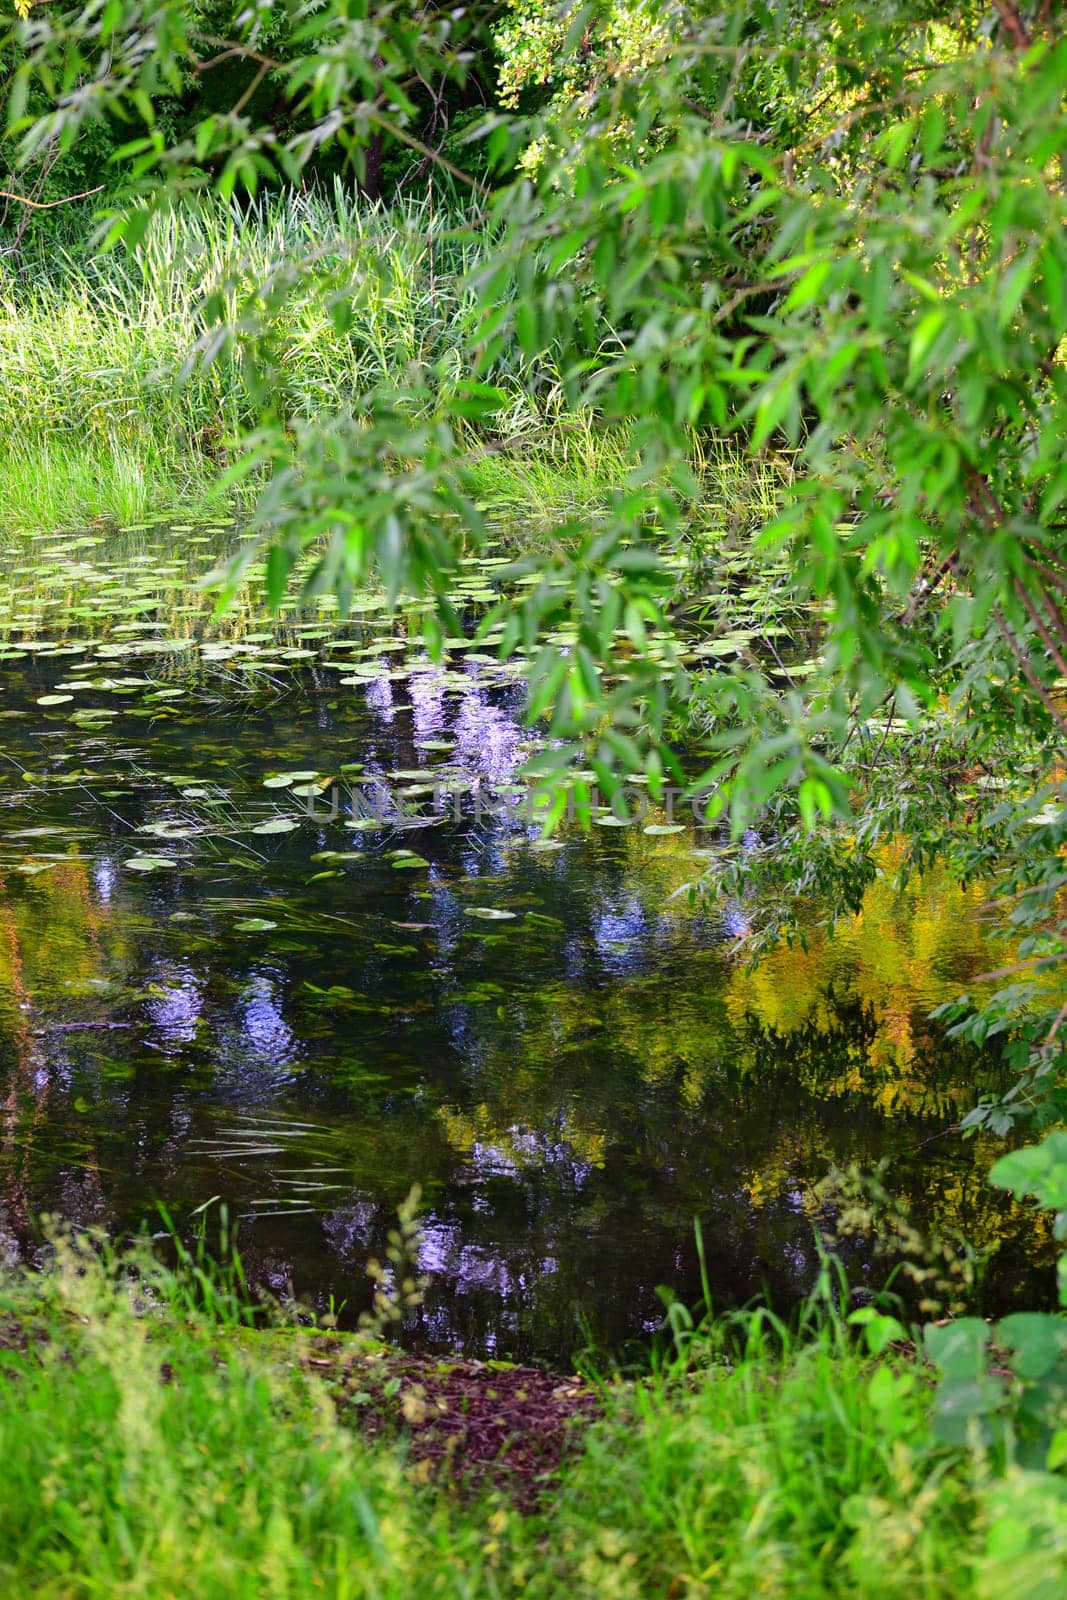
xmin=993 ymin=608 xmax=1067 ymax=739
xmin=1013 ymin=577 xmax=1067 ymax=682
xmin=896 ymin=548 xmax=959 ymax=625
xmin=993 ymin=2 xmax=1032 ymax=50
xmin=0 ymin=183 xmax=103 ymax=209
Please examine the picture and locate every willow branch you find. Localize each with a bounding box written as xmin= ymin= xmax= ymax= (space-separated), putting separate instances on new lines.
xmin=1024 ymin=550 xmax=1067 ymax=601
xmin=1013 ymin=578 xmax=1067 ymax=682
xmin=993 ymin=608 xmax=1067 ymax=739
xmin=896 ymin=548 xmax=958 ymax=625
xmin=1018 ymin=555 xmax=1067 ymax=660
xmin=1036 ymin=582 xmax=1067 ymax=659
xmin=1043 ymin=996 xmax=1067 ymax=1052
xmin=993 ymin=1 xmax=1032 ymax=49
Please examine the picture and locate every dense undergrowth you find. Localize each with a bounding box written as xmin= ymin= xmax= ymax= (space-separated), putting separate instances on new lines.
xmin=0 ymin=190 xmax=528 ymax=531
xmin=0 ymin=189 xmax=475 ymax=528
xmin=1 ymin=1229 xmax=1064 ymax=1600
xmin=0 ymin=187 xmax=779 ymax=541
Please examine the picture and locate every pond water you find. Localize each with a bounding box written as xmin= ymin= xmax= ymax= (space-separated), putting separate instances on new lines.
xmin=0 ymin=526 xmax=1052 ymax=1361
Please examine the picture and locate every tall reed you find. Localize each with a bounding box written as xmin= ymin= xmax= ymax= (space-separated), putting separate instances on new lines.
xmin=0 ymin=186 xmax=540 ymax=453
xmin=0 ymin=187 xmax=778 ymax=537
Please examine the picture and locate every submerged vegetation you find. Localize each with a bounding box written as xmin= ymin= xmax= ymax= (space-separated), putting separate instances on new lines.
xmin=0 ymin=0 xmax=1066 ymax=1592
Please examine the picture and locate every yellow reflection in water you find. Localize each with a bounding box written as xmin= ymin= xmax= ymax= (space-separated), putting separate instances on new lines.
xmin=0 ymin=858 xmax=116 ymax=1013
xmin=724 ymin=843 xmax=996 ymax=1115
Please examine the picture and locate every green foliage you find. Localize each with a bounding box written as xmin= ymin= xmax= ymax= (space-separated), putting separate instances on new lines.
xmin=0 ymin=185 xmax=582 ymax=532
xmin=494 ymin=0 xmax=674 ymax=172
xmin=909 ymin=1138 xmax=1067 ymax=1476
xmin=9 ymin=1 xmax=1065 ymax=820
xmin=0 ymin=435 xmax=228 ymax=532
xmin=0 ymin=185 xmax=530 ymax=450
xmin=4 ymin=12 xmax=1067 ymax=1540
xmin=923 ymin=1308 xmax=1067 ymax=1471
xmin=991 ymin=1133 xmax=1067 ymax=1307
xmin=2 ymin=1229 xmax=1067 ymax=1599
xmin=991 ymin=1136 xmax=1067 ymax=1239
xmin=0 ymin=0 xmax=500 ymax=229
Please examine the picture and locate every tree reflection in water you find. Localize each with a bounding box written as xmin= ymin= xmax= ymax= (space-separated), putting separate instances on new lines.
xmin=0 ymin=660 xmax=1053 ymax=1361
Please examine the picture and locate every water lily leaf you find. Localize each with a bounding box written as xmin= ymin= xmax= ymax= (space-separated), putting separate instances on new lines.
xmin=127 ymin=855 xmax=177 ymax=872
xmin=1027 ymin=806 xmax=1065 ymax=827
xmin=263 ymin=771 xmax=319 ymax=789
xmin=643 ymin=824 xmax=686 ymax=835
xmin=464 ymin=907 xmax=517 ymax=920
xmin=234 ymin=918 xmax=278 ymax=932
xmin=36 ymin=694 xmax=73 ymax=706
xmin=252 ymin=818 xmax=300 ymax=835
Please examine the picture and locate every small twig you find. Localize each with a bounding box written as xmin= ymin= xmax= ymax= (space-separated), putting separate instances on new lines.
xmin=1043 ymin=996 xmax=1067 ymax=1051
xmin=906 ymin=1122 xmax=961 ymax=1155
xmin=1013 ymin=577 xmax=1067 ymax=682
xmin=993 ymin=1 xmax=1032 ymax=49
xmin=231 ymin=61 xmax=271 ymax=120
xmin=1021 ymin=556 xmax=1067 ymax=651
xmin=0 ymin=184 xmax=103 ymax=210
xmin=975 ymin=950 xmax=1067 ymax=983
xmin=896 ymin=548 xmax=958 ymax=626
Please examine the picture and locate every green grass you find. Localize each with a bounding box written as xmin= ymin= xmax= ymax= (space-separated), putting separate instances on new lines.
xmin=0 ymin=187 xmax=526 ymax=451
xmin=0 ymin=437 xmax=241 ymax=533
xmin=1 ymin=1232 xmax=1064 ymax=1600
xmin=0 ymin=188 xmax=781 ymax=541
xmin=0 ymin=187 xmax=509 ymax=535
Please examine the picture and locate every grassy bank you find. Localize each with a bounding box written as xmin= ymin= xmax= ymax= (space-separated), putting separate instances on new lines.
xmin=0 ymin=438 xmax=240 ymax=534
xmin=0 ymin=188 xmax=522 ymax=535
xmin=1 ymin=1234 xmax=1064 ymax=1600
xmin=0 ymin=189 xmax=777 ymax=541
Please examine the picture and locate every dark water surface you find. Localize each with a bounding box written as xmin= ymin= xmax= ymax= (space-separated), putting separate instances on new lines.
xmin=0 ymin=528 xmax=1051 ymax=1361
